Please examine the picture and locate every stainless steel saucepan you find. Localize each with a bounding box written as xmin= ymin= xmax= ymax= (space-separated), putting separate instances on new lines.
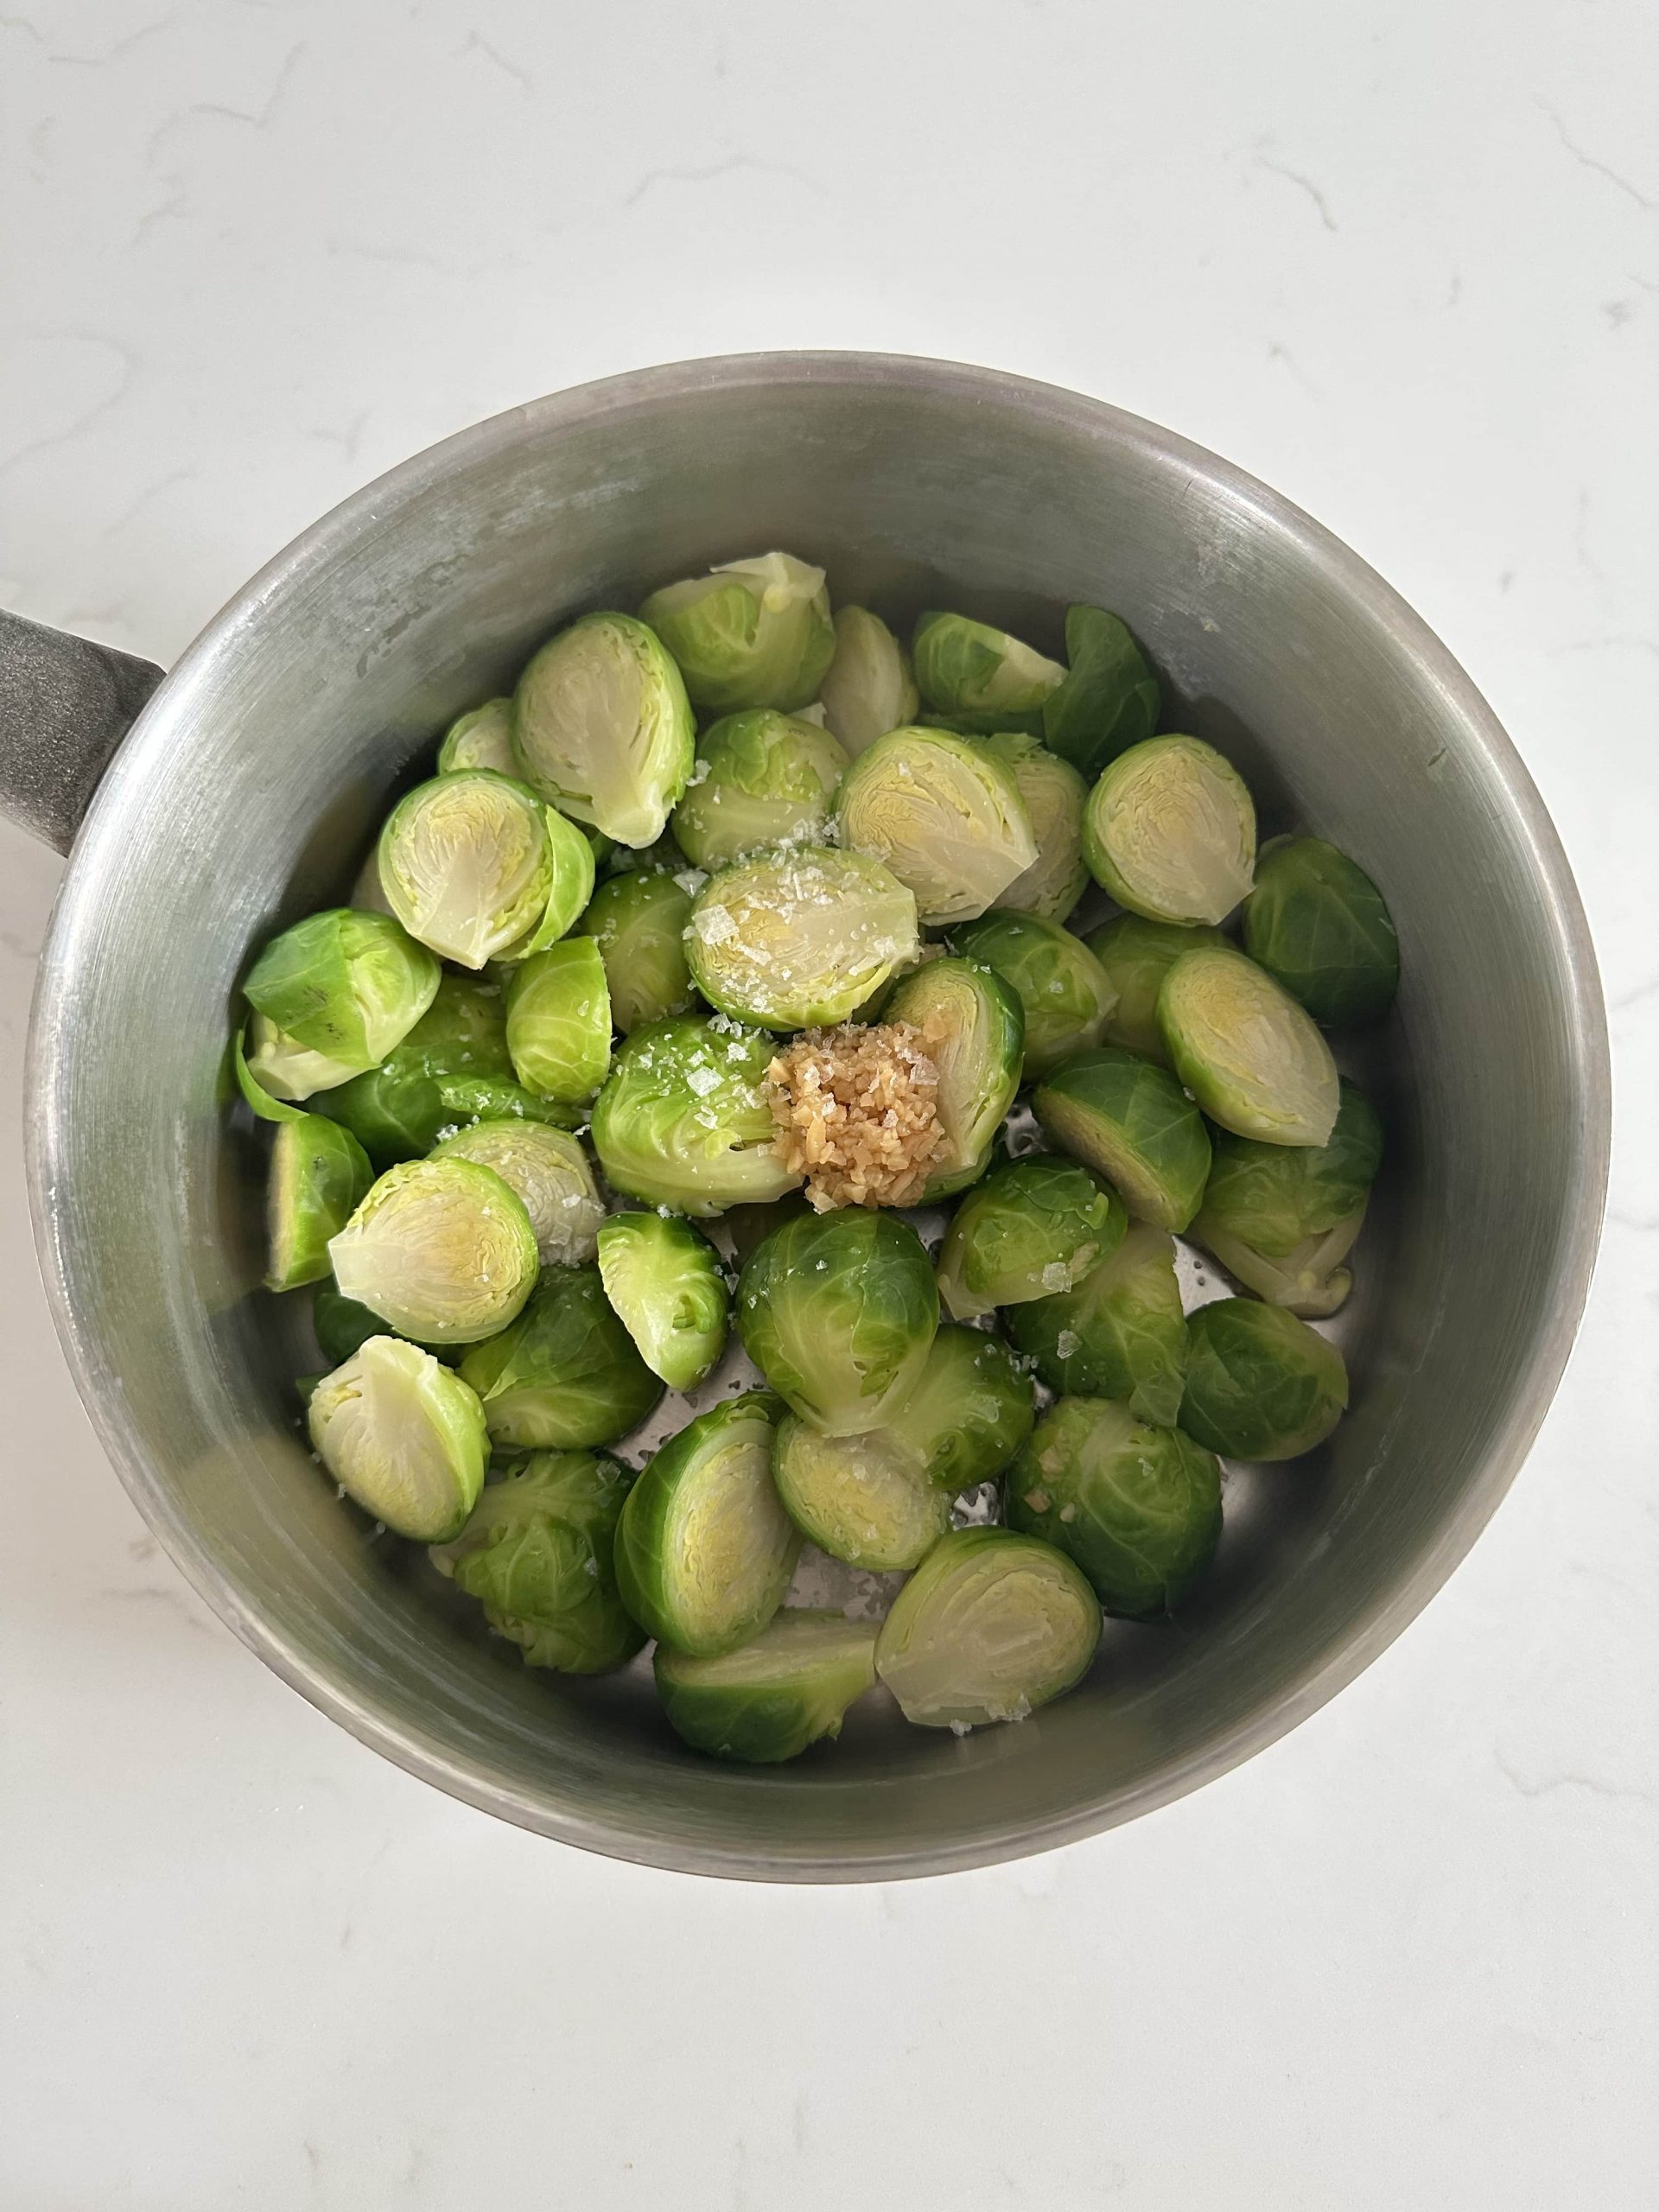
xmin=0 ymin=353 xmax=1610 ymax=1880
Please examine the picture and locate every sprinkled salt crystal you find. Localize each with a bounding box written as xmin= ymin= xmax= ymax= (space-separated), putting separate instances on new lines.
xmin=1054 ymin=1329 xmax=1080 ymax=1359
xmin=1059 ymin=1502 xmax=1077 ymax=1522
xmin=686 ymin=1065 xmax=721 ymax=1096
xmin=1041 ymin=1262 xmax=1071 ymax=1292
xmin=695 ymin=906 xmax=737 ymax=946
xmin=673 ymin=868 xmax=708 ymax=893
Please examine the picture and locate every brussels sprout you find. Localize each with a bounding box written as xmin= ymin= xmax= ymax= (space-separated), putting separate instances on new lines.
xmin=1083 ymin=734 xmax=1256 ymax=926
xmin=1192 ymin=1081 xmax=1382 ymax=1316
xmin=978 ymin=734 xmax=1090 ymax=923
xmin=435 ymin=1074 xmax=582 ymax=1135
xmin=640 ymin=550 xmax=835 ymax=714
xmin=265 ymin=1113 xmax=373 ymax=1293
xmin=436 ymin=696 xmax=516 ymax=776
xmin=1158 ymin=944 xmax=1339 ymax=1147
xmin=874 ymin=1528 xmax=1100 ymax=1729
xmin=505 ymin=938 xmax=613 ymax=1104
xmin=430 ymin=1450 xmax=644 ymax=1675
xmin=432 ymin=1119 xmax=604 ymax=1267
xmin=912 ymin=612 xmax=1065 ymax=734
xmin=1006 ymin=1397 xmax=1222 ymax=1618
xmin=882 ymin=956 xmax=1025 ymax=1198
xmin=817 ymin=607 xmax=919 ymax=755
xmin=1039 ymin=605 xmax=1161 ymax=778
xmin=493 ymin=806 xmax=599 ymax=963
xmin=1179 ymin=1298 xmax=1349 ymax=1460
xmin=383 ymin=970 xmax=512 ymax=1081
xmin=950 ymin=910 xmax=1117 ymax=1080
xmin=834 ymin=728 xmax=1037 ymax=927
xmin=512 ymin=610 xmax=695 ymax=848
xmin=1005 ymin=1223 xmax=1187 ymax=1427
xmin=656 ymin=1610 xmax=877 ymax=1763
xmin=591 ymin=1015 xmax=800 ymax=1215
xmin=671 ymin=709 xmax=849 ymax=872
xmin=242 ymin=909 xmax=442 ymax=1099
xmin=737 ymin=1209 xmax=938 ymax=1436
xmin=1032 ymin=1047 xmax=1212 ymax=1233
xmin=596 ymin=1211 xmax=729 ymax=1390
xmin=772 ymin=1417 xmax=950 ymax=1571
xmin=308 ymin=1336 xmax=487 ymax=1542
xmin=457 ymin=1263 xmax=663 ymax=1450
xmin=313 ymin=1282 xmax=390 ymax=1367
xmin=935 ymin=1156 xmax=1127 ymax=1322
xmin=613 ymin=1392 xmax=798 ymax=1655
xmin=684 ymin=846 xmax=918 ymax=1031
xmin=1085 ymin=913 xmax=1229 ymax=1064
xmin=881 ymin=1324 xmax=1036 ymax=1490
xmin=578 ymin=868 xmax=699 ymax=1033
xmin=310 ymin=1063 xmax=450 ymax=1168
xmin=377 ymin=771 xmax=563 ymax=969
xmin=1243 ymin=835 xmax=1401 ymax=1027
xmin=328 ymin=1156 xmax=539 ymax=1344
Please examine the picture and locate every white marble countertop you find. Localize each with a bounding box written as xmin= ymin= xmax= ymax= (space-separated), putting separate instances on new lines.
xmin=3 ymin=3 xmax=1656 ymax=2205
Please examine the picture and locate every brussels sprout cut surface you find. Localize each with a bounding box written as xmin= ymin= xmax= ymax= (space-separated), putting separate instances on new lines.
xmin=243 ymin=909 xmax=442 ymax=1098
xmin=591 ymin=1015 xmax=801 ymax=1215
xmin=1040 ymin=605 xmax=1161 ymax=779
xmin=936 ymin=1156 xmax=1127 ymax=1321
xmin=1033 ymin=1047 xmax=1211 ymax=1232
xmin=684 ymin=846 xmax=919 ymax=1030
xmin=1005 ymin=1222 xmax=1188 ymax=1427
xmin=1083 ymin=734 xmax=1256 ymax=925
xmin=328 ymin=1157 xmax=539 ymax=1345
xmin=512 ymin=611 xmax=695 ymax=847
xmin=431 ymin=1119 xmax=604 ymax=1268
xmin=265 ymin=1114 xmax=373 ymax=1293
xmin=1007 ymin=1397 xmax=1222 ymax=1618
xmin=595 ymin=1212 xmax=729 ymax=1391
xmin=1243 ymin=835 xmax=1401 ymax=1026
xmin=874 ymin=1528 xmax=1101 ymax=1729
xmin=457 ymin=1264 xmax=663 ymax=1451
xmin=1179 ymin=1298 xmax=1349 ymax=1460
xmin=1192 ymin=1080 xmax=1382 ymax=1316
xmin=835 ymin=728 xmax=1037 ymax=926
xmin=881 ymin=1325 xmax=1036 ymax=1491
xmin=505 ymin=938 xmax=613 ymax=1103
xmin=614 ymin=1393 xmax=798 ymax=1656
xmin=882 ymin=955 xmax=1025 ymax=1198
xmin=656 ymin=1611 xmax=878 ymax=1763
xmin=578 ymin=868 xmax=699 ymax=1033
xmin=377 ymin=772 xmax=561 ymax=969
xmin=951 ymin=910 xmax=1117 ymax=1079
xmin=912 ymin=613 xmax=1065 ymax=731
xmin=979 ymin=734 xmax=1090 ymax=923
xmin=817 ymin=607 xmax=918 ymax=754
xmin=436 ymin=696 xmax=517 ymax=776
xmin=1158 ymin=944 xmax=1339 ymax=1147
xmin=1087 ymin=913 xmax=1229 ymax=1065
xmin=772 ymin=1417 xmax=950 ymax=1572
xmin=671 ymin=709 xmax=849 ymax=872
xmin=640 ymin=551 xmax=835 ymax=714
xmin=308 ymin=1337 xmax=488 ymax=1543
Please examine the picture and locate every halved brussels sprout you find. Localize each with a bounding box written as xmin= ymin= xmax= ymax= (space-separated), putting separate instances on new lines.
xmin=613 ymin=1392 xmax=798 ymax=1655
xmin=737 ymin=1209 xmax=938 ymax=1435
xmin=912 ymin=613 xmax=1065 ymax=734
xmin=935 ymin=1156 xmax=1127 ymax=1321
xmin=328 ymin=1156 xmax=539 ymax=1344
xmin=881 ymin=1324 xmax=1036 ymax=1491
xmin=817 ymin=607 xmax=919 ymax=755
xmin=874 ymin=1528 xmax=1101 ymax=1729
xmin=505 ymin=938 xmax=613 ymax=1103
xmin=835 ymin=728 xmax=1037 ymax=926
xmin=1084 ymin=914 xmax=1227 ymax=1065
xmin=950 ymin=909 xmax=1117 ymax=1080
xmin=512 ymin=610 xmax=695 ymax=847
xmin=671 ymin=709 xmax=849 ymax=871
xmin=313 ymin=1282 xmax=391 ymax=1367
xmin=383 ymin=969 xmax=512 ymax=1080
xmin=457 ymin=1263 xmax=662 ymax=1450
xmin=1007 ymin=1397 xmax=1222 ymax=1618
xmin=1158 ymin=944 xmax=1339 ymax=1146
xmin=1083 ymin=734 xmax=1256 ymax=925
xmin=979 ymin=734 xmax=1089 ymax=923
xmin=377 ymin=771 xmax=561 ymax=969
xmin=1005 ymin=1222 xmax=1188 ymax=1427
xmin=591 ymin=1014 xmax=801 ymax=1215
xmin=1039 ymin=605 xmax=1161 ymax=779
xmin=1032 ymin=1046 xmax=1212 ymax=1232
xmin=1179 ymin=1298 xmax=1349 ymax=1460
xmin=684 ymin=846 xmax=918 ymax=1030
xmin=1243 ymin=834 xmax=1400 ymax=1026
xmin=883 ymin=955 xmax=1025 ymax=1198
xmin=578 ymin=868 xmax=699 ymax=1033
xmin=430 ymin=1450 xmax=644 ymax=1675
xmin=772 ymin=1417 xmax=950 ymax=1571
xmin=308 ymin=1336 xmax=487 ymax=1542
xmin=431 ymin=1119 xmax=604 ymax=1267
xmin=640 ymin=550 xmax=835 ymax=714
xmin=242 ymin=909 xmax=441 ymax=1100
xmin=436 ymin=696 xmax=517 ymax=776
xmin=655 ymin=1610 xmax=878 ymax=1764
xmin=265 ymin=1114 xmax=372 ymax=1293
xmin=595 ymin=1211 xmax=729 ymax=1390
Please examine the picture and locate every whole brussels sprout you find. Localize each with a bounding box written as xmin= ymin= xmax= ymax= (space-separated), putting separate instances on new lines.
xmin=671 ymin=709 xmax=849 ymax=871
xmin=1243 ymin=835 xmax=1400 ymax=1026
xmin=1192 ymin=1080 xmax=1382 ymax=1316
xmin=430 ymin=1451 xmax=644 ymax=1675
xmin=1039 ymin=605 xmax=1160 ymax=779
xmin=874 ymin=1528 xmax=1101 ymax=1729
xmin=772 ymin=1416 xmax=950 ymax=1572
xmin=978 ymin=733 xmax=1090 ymax=923
xmin=595 ymin=1211 xmax=729 ymax=1391
xmin=437 ymin=696 xmax=516 ymax=775
xmin=1032 ymin=1046 xmax=1212 ymax=1233
xmin=935 ymin=1156 xmax=1127 ymax=1321
xmin=1086 ymin=913 xmax=1229 ymax=1064
xmin=377 ymin=771 xmax=566 ymax=970
xmin=1005 ymin=1222 xmax=1188 ymax=1427
xmin=817 ymin=607 xmax=918 ymax=754
xmin=655 ymin=1610 xmax=878 ymax=1764
xmin=1007 ymin=1397 xmax=1222 ymax=1618
xmin=591 ymin=1014 xmax=801 ymax=1216
xmin=880 ymin=1324 xmax=1036 ymax=1490
xmin=883 ymin=955 xmax=1025 ymax=1198
xmin=505 ymin=938 xmax=613 ymax=1104
xmin=242 ymin=908 xmax=442 ymax=1100
xmin=264 ymin=1113 xmax=372 ymax=1293
xmin=578 ymin=868 xmax=699 ymax=1033
xmin=912 ymin=612 xmax=1065 ymax=734
xmin=684 ymin=846 xmax=918 ymax=1030
xmin=1179 ymin=1298 xmax=1348 ymax=1460
xmin=308 ymin=1336 xmax=487 ymax=1542
xmin=457 ymin=1263 xmax=663 ymax=1451
xmin=1083 ymin=734 xmax=1256 ymax=925
xmin=951 ymin=909 xmax=1117 ymax=1079
xmin=329 ymin=1156 xmax=539 ymax=1345
xmin=512 ymin=610 xmax=695 ymax=848
xmin=1158 ymin=944 xmax=1338 ymax=1147
xmin=835 ymin=728 xmax=1037 ymax=926
xmin=382 ymin=969 xmax=512 ymax=1081
xmin=613 ymin=1392 xmax=798 ymax=1655
xmin=640 ymin=551 xmax=834 ymax=714
xmin=431 ymin=1119 xmax=604 ymax=1268
xmin=737 ymin=1209 xmax=938 ymax=1436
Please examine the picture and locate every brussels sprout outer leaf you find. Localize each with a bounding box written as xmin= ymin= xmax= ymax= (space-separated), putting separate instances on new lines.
xmin=655 ymin=1611 xmax=878 ymax=1763
xmin=934 ymin=1156 xmax=1127 ymax=1320
xmin=505 ymin=938 xmax=613 ymax=1103
xmin=596 ymin=1211 xmax=730 ymax=1390
xmin=1032 ymin=1047 xmax=1211 ymax=1232
xmin=880 ymin=1325 xmax=1036 ymax=1490
xmin=1179 ymin=1298 xmax=1349 ymax=1460
xmin=456 ymin=1264 xmax=663 ymax=1451
xmin=1040 ymin=605 xmax=1161 ymax=779
xmin=591 ymin=1014 xmax=801 ymax=1216
xmin=1242 ymin=834 xmax=1401 ymax=1026
xmin=950 ymin=910 xmax=1117 ymax=1081
xmin=578 ymin=868 xmax=700 ymax=1033
xmin=1005 ymin=1222 xmax=1188 ymax=1426
xmin=233 ymin=1027 xmax=308 ymax=1122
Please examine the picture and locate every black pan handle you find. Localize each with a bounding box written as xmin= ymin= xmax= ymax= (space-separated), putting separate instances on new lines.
xmin=0 ymin=607 xmax=165 ymax=855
